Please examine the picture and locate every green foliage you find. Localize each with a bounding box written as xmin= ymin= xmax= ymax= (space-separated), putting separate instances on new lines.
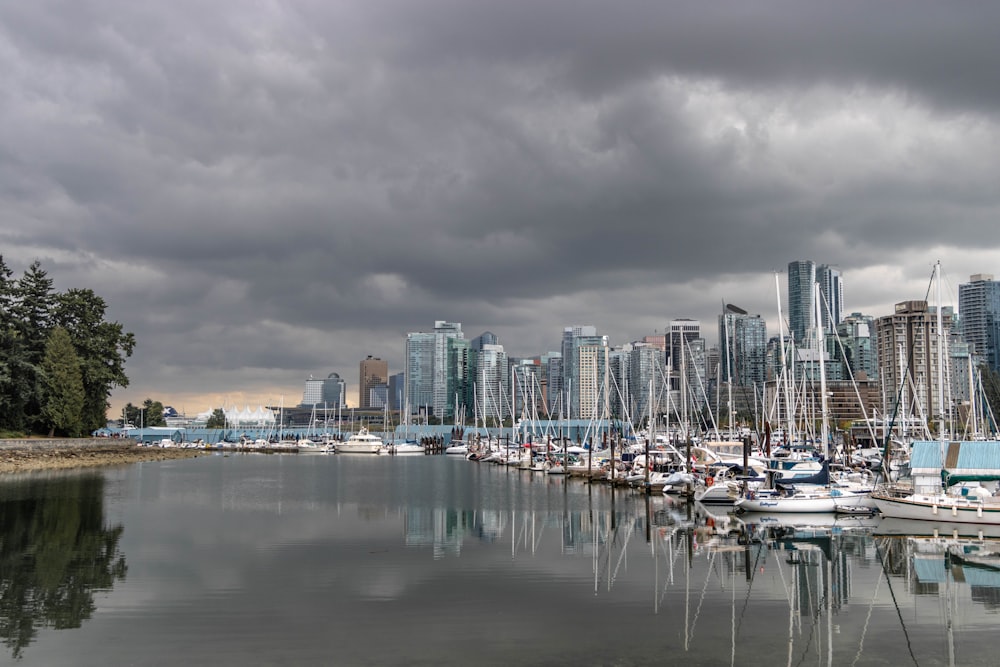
xmin=53 ymin=289 xmax=135 ymax=432
xmin=0 ymin=257 xmax=134 ymax=435
xmin=206 ymin=408 xmax=226 ymax=429
xmin=978 ymin=364 xmax=1000 ymax=431
xmin=142 ymin=399 xmax=167 ymax=427
xmin=120 ymin=399 xmax=168 ymax=428
xmin=40 ymin=328 xmax=86 ymax=437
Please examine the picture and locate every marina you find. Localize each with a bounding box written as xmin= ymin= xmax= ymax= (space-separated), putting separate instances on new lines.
xmin=2 ymin=453 xmax=999 ymax=666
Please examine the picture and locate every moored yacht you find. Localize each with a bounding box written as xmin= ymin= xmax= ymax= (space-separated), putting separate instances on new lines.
xmin=336 ymin=427 xmax=385 ymax=454
xmin=871 ymin=440 xmax=1000 ymax=524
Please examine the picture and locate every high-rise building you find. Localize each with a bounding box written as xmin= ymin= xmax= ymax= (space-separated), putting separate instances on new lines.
xmin=359 ymin=355 xmax=388 ymax=409
xmin=575 ymin=335 xmax=609 ymax=420
xmin=875 ymin=300 xmax=953 ymax=428
xmin=667 ymin=319 xmax=706 ymax=411
xmin=388 ymin=372 xmax=405 ymax=411
xmin=472 ymin=343 xmax=508 ymax=424
xmin=788 ymin=260 xmax=844 ymax=341
xmin=816 ymin=264 xmax=844 ymax=332
xmin=787 ymin=260 xmax=816 ymax=345
xmin=836 ymin=313 xmax=878 ymax=380
xmin=626 ymin=342 xmax=666 ymax=423
xmin=959 ymin=273 xmax=1000 ymax=372
xmin=511 ymin=359 xmax=541 ymax=420
xmin=545 ymin=353 xmax=563 ymax=415
xmin=367 ymin=384 xmax=389 ymax=409
xmin=561 ymin=325 xmax=597 ymax=418
xmin=404 ymin=321 xmax=465 ymax=421
xmin=667 ymin=320 xmax=700 ymax=369
xmin=719 ymin=305 xmax=768 ymax=388
xmin=299 ymin=373 xmax=346 ymax=408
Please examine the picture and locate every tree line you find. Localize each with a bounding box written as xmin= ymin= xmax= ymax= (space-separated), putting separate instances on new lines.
xmin=0 ymin=257 xmax=135 ymax=437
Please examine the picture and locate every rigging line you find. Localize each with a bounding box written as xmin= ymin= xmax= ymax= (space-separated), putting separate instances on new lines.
xmin=875 ymin=342 xmax=912 ymax=486
xmin=735 ymin=541 xmax=771 ymax=636
xmin=791 ymin=601 xmax=824 ymax=667
xmin=730 ymin=558 xmax=737 ymax=667
xmin=852 ymin=564 xmax=886 ymax=667
xmin=687 ymin=548 xmax=718 ymax=644
xmin=609 ymin=519 xmax=635 ymax=588
xmin=654 ymin=528 xmax=684 ymax=604
xmin=874 ymin=536 xmax=921 ymax=667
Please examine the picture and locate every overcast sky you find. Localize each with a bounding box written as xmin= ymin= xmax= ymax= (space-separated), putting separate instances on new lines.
xmin=3 ymin=1 xmax=1000 ymax=416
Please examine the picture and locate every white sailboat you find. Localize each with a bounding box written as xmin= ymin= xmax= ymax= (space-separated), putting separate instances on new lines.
xmin=871 ymin=262 xmax=1000 ymax=525
xmin=736 ymin=282 xmax=842 ymax=514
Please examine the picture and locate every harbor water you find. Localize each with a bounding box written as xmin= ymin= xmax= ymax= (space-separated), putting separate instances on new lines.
xmin=1 ymin=453 xmax=998 ymax=666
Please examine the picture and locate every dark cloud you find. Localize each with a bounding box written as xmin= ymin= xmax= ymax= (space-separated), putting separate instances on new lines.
xmin=2 ymin=1 xmax=999 ymax=411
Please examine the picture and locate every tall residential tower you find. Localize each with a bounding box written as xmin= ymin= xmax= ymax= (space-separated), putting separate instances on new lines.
xmin=959 ymin=273 xmax=1000 ymax=372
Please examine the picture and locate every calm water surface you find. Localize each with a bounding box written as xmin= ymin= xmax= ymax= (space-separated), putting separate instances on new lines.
xmin=1 ymin=453 xmax=998 ymax=666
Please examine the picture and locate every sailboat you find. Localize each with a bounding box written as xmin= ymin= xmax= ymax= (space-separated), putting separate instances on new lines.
xmin=736 ymin=282 xmax=856 ymax=514
xmin=871 ymin=262 xmax=1000 ymax=525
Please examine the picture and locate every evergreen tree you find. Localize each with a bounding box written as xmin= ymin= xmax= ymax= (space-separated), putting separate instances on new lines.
xmin=0 ymin=339 xmax=34 ymax=433
xmin=53 ymin=289 xmax=135 ymax=432
xmin=0 ymin=259 xmax=134 ymax=435
xmin=0 ymin=255 xmax=13 ymax=329
xmin=9 ymin=262 xmax=55 ymax=432
xmin=12 ymin=261 xmax=54 ymax=362
xmin=121 ymin=402 xmax=140 ymax=427
xmin=0 ymin=257 xmax=32 ymax=432
xmin=141 ymin=399 xmax=167 ymax=427
xmin=206 ymin=408 xmax=226 ymax=429
xmin=40 ymin=328 xmax=86 ymax=437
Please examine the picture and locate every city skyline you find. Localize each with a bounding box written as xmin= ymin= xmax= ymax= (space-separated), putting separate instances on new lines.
xmin=3 ymin=3 xmax=1000 ymax=416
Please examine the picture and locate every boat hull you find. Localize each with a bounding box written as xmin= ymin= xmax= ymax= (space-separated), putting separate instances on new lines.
xmin=336 ymin=444 xmax=383 ymax=454
xmin=871 ymin=492 xmax=1000 ymax=525
xmin=736 ymin=494 xmax=839 ymax=513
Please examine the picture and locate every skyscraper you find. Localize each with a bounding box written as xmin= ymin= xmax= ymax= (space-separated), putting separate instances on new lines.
xmin=875 ymin=300 xmax=952 ymax=426
xmin=788 ymin=260 xmax=844 ymax=341
xmin=787 ymin=260 xmax=816 ymax=345
xmin=835 ymin=312 xmax=878 ymax=380
xmin=472 ymin=342 xmax=508 ymax=424
xmin=299 ymin=373 xmax=346 ymax=408
xmin=959 ymin=273 xmax=1000 ymax=372
xmin=718 ymin=305 xmax=767 ymax=387
xmin=575 ymin=335 xmax=609 ymax=420
xmin=359 ymin=355 xmax=388 ymax=409
xmin=561 ymin=325 xmax=597 ymax=418
xmin=627 ymin=342 xmax=665 ymax=421
xmin=667 ymin=319 xmax=706 ymax=410
xmin=404 ymin=321 xmax=465 ymax=421
xmin=816 ymin=264 xmax=843 ymax=332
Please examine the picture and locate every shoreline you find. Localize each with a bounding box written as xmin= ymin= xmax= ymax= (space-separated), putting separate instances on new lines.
xmin=0 ymin=439 xmax=203 ymax=474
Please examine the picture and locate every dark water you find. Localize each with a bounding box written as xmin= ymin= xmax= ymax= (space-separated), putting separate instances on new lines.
xmin=1 ymin=454 xmax=998 ymax=666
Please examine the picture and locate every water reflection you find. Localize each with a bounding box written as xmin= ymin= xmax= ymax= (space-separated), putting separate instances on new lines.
xmin=0 ymin=472 xmax=126 ymax=659
xmin=5 ymin=456 xmax=1000 ymax=666
xmin=394 ymin=485 xmax=1000 ymax=666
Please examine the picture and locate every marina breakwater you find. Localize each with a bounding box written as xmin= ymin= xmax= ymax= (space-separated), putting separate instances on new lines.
xmin=0 ymin=438 xmax=202 ymax=474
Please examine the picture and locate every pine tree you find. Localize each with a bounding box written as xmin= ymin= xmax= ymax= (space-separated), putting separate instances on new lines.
xmin=53 ymin=288 xmax=135 ymax=431
xmin=40 ymin=327 xmax=86 ymax=437
xmin=206 ymin=408 xmax=226 ymax=429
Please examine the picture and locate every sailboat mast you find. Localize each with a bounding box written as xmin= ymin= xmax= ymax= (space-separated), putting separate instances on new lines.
xmin=935 ymin=260 xmax=946 ymax=441
xmin=722 ymin=302 xmax=734 ymax=436
xmin=815 ymin=282 xmax=830 ymax=459
xmin=775 ymin=272 xmax=794 ymax=445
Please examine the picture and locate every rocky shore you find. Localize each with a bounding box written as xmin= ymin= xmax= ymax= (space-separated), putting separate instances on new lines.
xmin=0 ymin=438 xmax=203 ymax=474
